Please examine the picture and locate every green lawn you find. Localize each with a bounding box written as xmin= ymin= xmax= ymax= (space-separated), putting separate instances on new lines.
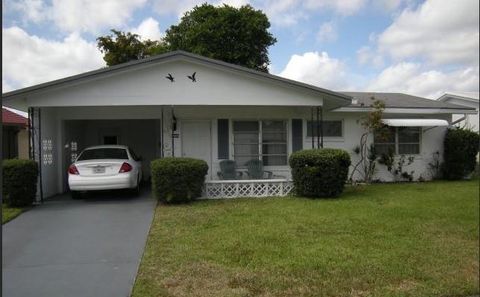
xmin=132 ymin=181 xmax=479 ymax=297
xmin=2 ymin=204 xmax=25 ymax=224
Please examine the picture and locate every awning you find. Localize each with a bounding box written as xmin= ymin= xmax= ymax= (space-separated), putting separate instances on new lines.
xmin=381 ymin=119 xmax=449 ymax=127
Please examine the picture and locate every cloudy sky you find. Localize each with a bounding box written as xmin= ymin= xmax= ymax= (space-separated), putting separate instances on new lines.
xmin=2 ymin=0 xmax=479 ymax=99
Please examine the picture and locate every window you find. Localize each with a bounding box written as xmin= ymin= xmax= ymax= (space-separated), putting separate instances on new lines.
xmin=374 ymin=127 xmax=420 ymax=155
xmin=233 ymin=121 xmax=259 ymax=167
xmin=306 ymin=120 xmax=343 ymax=137
xmin=103 ymin=135 xmax=118 ymax=145
xmin=398 ymin=127 xmax=420 ymax=154
xmin=374 ymin=126 xmax=396 ymax=155
xmin=77 ymin=148 xmax=129 ymax=160
xmin=233 ymin=120 xmax=287 ymax=166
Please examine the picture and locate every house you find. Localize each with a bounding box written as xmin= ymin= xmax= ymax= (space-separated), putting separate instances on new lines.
xmin=2 ymin=51 xmax=476 ymax=200
xmin=2 ymin=107 xmax=29 ymax=159
xmin=438 ymin=92 xmax=479 ymax=132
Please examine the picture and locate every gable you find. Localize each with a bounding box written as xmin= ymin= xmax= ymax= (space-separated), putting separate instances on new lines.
xmin=3 ymin=52 xmax=351 ymax=110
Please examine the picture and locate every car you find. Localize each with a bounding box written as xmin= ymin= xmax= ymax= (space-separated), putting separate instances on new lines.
xmin=68 ymin=145 xmax=142 ymax=199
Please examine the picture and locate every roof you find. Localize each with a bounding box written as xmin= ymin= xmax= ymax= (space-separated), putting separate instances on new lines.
xmin=2 ymin=107 xmax=28 ymax=126
xmin=438 ymin=92 xmax=479 ymax=105
xmin=341 ymin=92 xmax=474 ymax=111
xmin=2 ymin=50 xmax=352 ymax=108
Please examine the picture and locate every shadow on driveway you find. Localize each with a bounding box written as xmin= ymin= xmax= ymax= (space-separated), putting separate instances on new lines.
xmin=2 ymin=187 xmax=156 ymax=297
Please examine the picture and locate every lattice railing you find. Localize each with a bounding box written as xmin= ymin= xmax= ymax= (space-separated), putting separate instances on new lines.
xmin=203 ymin=179 xmax=294 ymax=199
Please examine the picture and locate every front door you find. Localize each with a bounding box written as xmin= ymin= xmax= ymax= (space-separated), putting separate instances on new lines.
xmin=181 ymin=121 xmax=212 ymax=178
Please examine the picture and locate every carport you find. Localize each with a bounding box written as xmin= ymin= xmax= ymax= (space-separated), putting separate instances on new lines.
xmin=24 ymin=106 xmax=171 ymax=200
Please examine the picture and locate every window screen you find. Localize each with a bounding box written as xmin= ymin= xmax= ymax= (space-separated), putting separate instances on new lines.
xmin=307 ymin=120 xmax=342 ymax=137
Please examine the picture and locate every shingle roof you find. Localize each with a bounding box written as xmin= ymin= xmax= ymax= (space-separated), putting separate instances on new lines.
xmin=2 ymin=108 xmax=28 ymax=126
xmin=341 ymin=92 xmax=473 ymax=110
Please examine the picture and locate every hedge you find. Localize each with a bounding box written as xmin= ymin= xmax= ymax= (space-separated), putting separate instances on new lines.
xmin=3 ymin=159 xmax=38 ymax=207
xmin=289 ymin=148 xmax=351 ymax=198
xmin=443 ymin=128 xmax=480 ymax=180
xmin=151 ymin=157 xmax=209 ymax=203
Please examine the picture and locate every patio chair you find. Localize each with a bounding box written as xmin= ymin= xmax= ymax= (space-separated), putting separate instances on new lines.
xmin=217 ymin=160 xmax=242 ymax=180
xmin=245 ymin=159 xmax=273 ymax=179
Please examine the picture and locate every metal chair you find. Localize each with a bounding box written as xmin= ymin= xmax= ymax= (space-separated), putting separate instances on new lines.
xmin=245 ymin=159 xmax=273 ymax=179
xmin=217 ymin=160 xmax=242 ymax=180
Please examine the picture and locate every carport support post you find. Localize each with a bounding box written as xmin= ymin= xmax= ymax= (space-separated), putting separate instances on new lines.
xmin=38 ymin=108 xmax=44 ymax=203
xmin=316 ymin=106 xmax=320 ymax=149
xmin=310 ymin=107 xmax=314 ymax=149
xmin=161 ymin=107 xmax=164 ymax=158
xmin=28 ymin=107 xmax=33 ymax=159
xmin=320 ymin=106 xmax=324 ymax=148
xmin=171 ymin=106 xmax=175 ymax=157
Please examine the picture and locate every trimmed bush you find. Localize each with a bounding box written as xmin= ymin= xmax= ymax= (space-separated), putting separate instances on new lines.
xmin=3 ymin=159 xmax=38 ymax=207
xmin=151 ymin=157 xmax=209 ymax=203
xmin=289 ymin=148 xmax=351 ymax=198
xmin=443 ymin=128 xmax=480 ymax=180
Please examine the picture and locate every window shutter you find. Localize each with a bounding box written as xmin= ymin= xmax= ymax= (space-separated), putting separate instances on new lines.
xmin=292 ymin=119 xmax=303 ymax=152
xmin=218 ymin=119 xmax=229 ymax=159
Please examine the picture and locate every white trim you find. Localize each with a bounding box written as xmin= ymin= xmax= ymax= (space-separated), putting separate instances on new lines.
xmin=334 ymin=107 xmax=477 ymax=114
xmin=382 ymin=119 xmax=448 ymax=127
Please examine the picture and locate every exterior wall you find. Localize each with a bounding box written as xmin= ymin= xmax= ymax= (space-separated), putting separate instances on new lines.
xmin=18 ymin=129 xmax=29 ymax=159
xmin=34 ymin=105 xmax=454 ymax=199
xmin=172 ymin=106 xmax=452 ymax=182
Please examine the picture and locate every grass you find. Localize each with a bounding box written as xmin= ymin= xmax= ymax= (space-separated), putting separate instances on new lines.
xmin=132 ymin=181 xmax=479 ymax=297
xmin=2 ymin=204 xmax=25 ymax=224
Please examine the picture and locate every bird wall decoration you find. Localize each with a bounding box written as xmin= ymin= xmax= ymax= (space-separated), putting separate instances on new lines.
xmin=187 ymin=72 xmax=196 ymax=82
xmin=166 ymin=73 xmax=174 ymax=82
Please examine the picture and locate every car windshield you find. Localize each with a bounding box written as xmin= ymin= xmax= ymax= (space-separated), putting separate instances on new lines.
xmin=77 ymin=148 xmax=129 ymax=161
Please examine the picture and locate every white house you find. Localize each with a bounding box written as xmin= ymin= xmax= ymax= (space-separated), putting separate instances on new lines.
xmin=2 ymin=51 xmax=476 ymax=200
xmin=438 ymin=92 xmax=479 ymax=132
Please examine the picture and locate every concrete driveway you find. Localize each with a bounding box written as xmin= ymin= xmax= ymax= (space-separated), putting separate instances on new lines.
xmin=2 ymin=189 xmax=156 ymax=297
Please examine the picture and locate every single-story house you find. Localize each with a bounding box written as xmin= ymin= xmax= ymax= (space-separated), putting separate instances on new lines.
xmin=438 ymin=92 xmax=479 ymax=132
xmin=2 ymin=107 xmax=29 ymax=159
xmin=2 ymin=51 xmax=477 ymax=200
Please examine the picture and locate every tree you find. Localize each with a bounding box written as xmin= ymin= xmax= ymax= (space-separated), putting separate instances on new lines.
xmin=97 ymin=30 xmax=168 ymax=66
xmin=349 ymin=98 xmax=387 ymax=183
xmin=164 ymin=3 xmax=276 ymax=72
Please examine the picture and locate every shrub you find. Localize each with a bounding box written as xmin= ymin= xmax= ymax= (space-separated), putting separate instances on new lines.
xmin=289 ymin=149 xmax=351 ymax=198
xmin=443 ymin=128 xmax=480 ymax=180
xmin=3 ymin=159 xmax=38 ymax=207
xmin=151 ymin=157 xmax=209 ymax=203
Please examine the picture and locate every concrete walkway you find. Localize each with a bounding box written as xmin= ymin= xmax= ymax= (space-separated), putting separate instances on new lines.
xmin=2 ymin=189 xmax=156 ymax=297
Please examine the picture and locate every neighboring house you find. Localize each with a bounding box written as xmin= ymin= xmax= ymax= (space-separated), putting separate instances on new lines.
xmin=437 ymin=92 xmax=479 ymax=132
xmin=2 ymin=107 xmax=29 ymax=159
xmin=2 ymin=51 xmax=476 ymax=200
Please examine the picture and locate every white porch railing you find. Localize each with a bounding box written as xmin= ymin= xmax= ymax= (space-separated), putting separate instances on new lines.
xmin=203 ymin=179 xmax=294 ymax=199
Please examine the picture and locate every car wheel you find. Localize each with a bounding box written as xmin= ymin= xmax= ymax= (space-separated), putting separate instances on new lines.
xmin=71 ymin=191 xmax=83 ymax=199
xmin=131 ymin=175 xmax=141 ymax=196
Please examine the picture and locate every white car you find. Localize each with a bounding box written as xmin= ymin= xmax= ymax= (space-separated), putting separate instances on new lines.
xmin=68 ymin=145 xmax=142 ymax=198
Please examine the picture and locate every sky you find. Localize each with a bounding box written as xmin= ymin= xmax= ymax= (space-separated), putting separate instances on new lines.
xmin=2 ymin=0 xmax=479 ymax=99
